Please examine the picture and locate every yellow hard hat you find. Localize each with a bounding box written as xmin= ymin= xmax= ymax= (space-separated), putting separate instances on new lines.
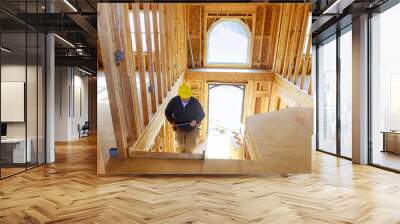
xmin=178 ymin=83 xmax=192 ymax=99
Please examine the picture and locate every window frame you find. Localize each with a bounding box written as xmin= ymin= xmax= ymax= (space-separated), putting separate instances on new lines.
xmin=204 ymin=18 xmax=253 ymax=68
xmin=315 ymin=24 xmax=353 ymax=161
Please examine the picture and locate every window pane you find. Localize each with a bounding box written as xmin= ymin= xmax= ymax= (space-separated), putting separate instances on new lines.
xmin=303 ymin=15 xmax=312 ymax=54
xmin=129 ymin=11 xmax=152 ymax=52
xmin=340 ymin=29 xmax=352 ymax=158
xmin=206 ymin=20 xmax=250 ymax=65
xmin=371 ymin=4 xmax=400 ymax=171
xmin=318 ymin=37 xmax=337 ymax=154
xmin=129 ymin=12 xmax=134 ymax=32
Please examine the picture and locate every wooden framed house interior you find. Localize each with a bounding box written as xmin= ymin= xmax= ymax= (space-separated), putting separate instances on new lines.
xmin=97 ymin=2 xmax=314 ymax=175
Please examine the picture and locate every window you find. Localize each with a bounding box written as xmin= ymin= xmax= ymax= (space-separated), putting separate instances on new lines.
xmin=303 ymin=14 xmax=312 ymax=54
xmin=371 ymin=3 xmax=400 ymax=171
xmin=206 ymin=19 xmax=251 ymax=66
xmin=390 ymin=74 xmax=400 ymax=130
xmin=129 ymin=11 xmax=158 ymax=53
xmin=339 ymin=28 xmax=352 ymax=158
xmin=316 ymin=27 xmax=353 ymax=159
xmin=317 ymin=36 xmax=337 ymax=155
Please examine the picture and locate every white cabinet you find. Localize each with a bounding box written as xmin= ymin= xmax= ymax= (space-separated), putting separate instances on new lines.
xmin=1 ymin=138 xmax=32 ymax=163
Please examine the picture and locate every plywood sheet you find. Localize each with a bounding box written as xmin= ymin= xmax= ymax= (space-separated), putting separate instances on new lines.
xmin=244 ymin=107 xmax=313 ymax=162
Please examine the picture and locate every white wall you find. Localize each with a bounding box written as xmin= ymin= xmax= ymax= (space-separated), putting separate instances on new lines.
xmin=97 ymin=72 xmax=116 ymax=174
xmin=54 ymin=67 xmax=89 ymax=141
xmin=1 ymin=63 xmax=46 ymax=164
xmin=1 ymin=65 xmax=33 ymax=137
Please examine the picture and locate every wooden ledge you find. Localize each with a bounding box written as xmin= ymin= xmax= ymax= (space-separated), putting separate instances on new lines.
xmin=131 ymin=151 xmax=205 ymax=160
xmin=186 ymin=68 xmax=274 ymax=82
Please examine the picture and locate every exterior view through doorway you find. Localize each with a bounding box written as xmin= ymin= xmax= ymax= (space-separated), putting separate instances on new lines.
xmin=205 ymin=84 xmax=244 ymax=159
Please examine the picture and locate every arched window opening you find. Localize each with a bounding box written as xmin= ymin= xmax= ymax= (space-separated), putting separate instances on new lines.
xmin=206 ymin=19 xmax=251 ymax=66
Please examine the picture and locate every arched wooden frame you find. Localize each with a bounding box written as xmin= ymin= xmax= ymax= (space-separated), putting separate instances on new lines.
xmin=204 ymin=18 xmax=253 ymax=68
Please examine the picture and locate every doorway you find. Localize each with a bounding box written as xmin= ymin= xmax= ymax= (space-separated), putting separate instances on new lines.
xmin=206 ymin=84 xmax=244 ymax=159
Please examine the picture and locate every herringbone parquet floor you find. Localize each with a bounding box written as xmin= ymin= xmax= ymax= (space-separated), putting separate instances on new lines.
xmin=1 ymin=135 xmax=400 ymax=224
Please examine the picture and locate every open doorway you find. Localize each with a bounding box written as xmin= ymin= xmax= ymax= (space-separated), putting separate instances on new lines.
xmin=206 ymin=84 xmax=244 ymax=159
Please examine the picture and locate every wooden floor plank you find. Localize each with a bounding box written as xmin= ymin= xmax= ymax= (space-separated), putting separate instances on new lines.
xmin=0 ymin=135 xmax=400 ymax=223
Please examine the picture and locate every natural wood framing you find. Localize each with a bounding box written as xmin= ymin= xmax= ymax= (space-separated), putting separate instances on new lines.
xmin=132 ymin=3 xmax=150 ymax=125
xmin=285 ymin=6 xmax=303 ymax=80
xmin=144 ymin=4 xmax=157 ymax=114
xmin=98 ymin=4 xmax=129 ymax=159
xmin=292 ymin=6 xmax=310 ymax=84
xmin=98 ymin=3 xmax=314 ymax=175
xmin=159 ymin=4 xmax=169 ymax=95
xmin=300 ymin=33 xmax=312 ymax=90
xmin=151 ymin=4 xmax=164 ymax=104
xmin=257 ymin=6 xmax=267 ymax=68
xmin=281 ymin=5 xmax=296 ymax=77
xmin=113 ymin=4 xmax=142 ymax=143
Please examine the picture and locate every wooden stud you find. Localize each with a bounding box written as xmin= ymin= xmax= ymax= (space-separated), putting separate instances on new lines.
xmin=250 ymin=9 xmax=257 ymax=68
xmin=164 ymin=4 xmax=172 ymax=90
xmin=292 ymin=5 xmax=310 ymax=85
xmin=199 ymin=6 xmax=203 ymax=67
xmin=98 ymin=4 xmax=129 ymax=159
xmin=168 ymin=5 xmax=175 ymax=83
xmin=258 ymin=6 xmax=267 ymax=68
xmin=272 ymin=4 xmax=285 ymax=73
xmin=113 ymin=4 xmax=142 ymax=142
xmin=281 ymin=5 xmax=296 ymax=77
xmin=144 ymin=4 xmax=157 ymax=114
xmin=151 ymin=3 xmax=164 ymax=104
xmin=286 ymin=6 xmax=303 ymax=81
xmin=300 ymin=33 xmax=312 ymax=90
xmin=265 ymin=5 xmax=277 ymax=70
xmin=158 ymin=3 xmax=169 ymax=94
xmin=132 ymin=3 xmax=150 ymax=125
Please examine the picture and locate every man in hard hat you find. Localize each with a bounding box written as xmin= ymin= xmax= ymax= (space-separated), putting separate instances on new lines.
xmin=165 ymin=83 xmax=205 ymax=153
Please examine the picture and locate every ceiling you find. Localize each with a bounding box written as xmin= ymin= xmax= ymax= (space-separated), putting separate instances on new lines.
xmin=0 ymin=0 xmax=97 ymax=74
xmin=311 ymin=0 xmax=391 ymax=43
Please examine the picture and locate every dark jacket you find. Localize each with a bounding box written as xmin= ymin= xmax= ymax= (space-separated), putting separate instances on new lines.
xmin=165 ymin=96 xmax=205 ymax=132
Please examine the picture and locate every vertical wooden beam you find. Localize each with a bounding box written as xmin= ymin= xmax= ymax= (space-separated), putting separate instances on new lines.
xmin=144 ymin=4 xmax=157 ymax=113
xmin=112 ymin=4 xmax=142 ymax=142
xmin=265 ymin=5 xmax=277 ymax=69
xmin=292 ymin=4 xmax=310 ymax=85
xmin=258 ymin=6 xmax=267 ymax=68
xmin=98 ymin=4 xmax=129 ymax=159
xmin=171 ymin=5 xmax=177 ymax=82
xmin=163 ymin=4 xmax=172 ymax=90
xmin=281 ymin=5 xmax=296 ymax=77
xmin=286 ymin=6 xmax=303 ymax=81
xmin=152 ymin=4 xmax=163 ymax=104
xmin=272 ymin=4 xmax=285 ymax=73
xmin=132 ymin=3 xmax=150 ymax=125
xmin=308 ymin=73 xmax=313 ymax=95
xmin=159 ymin=123 xmax=165 ymax=152
xmin=170 ymin=4 xmax=176 ymax=83
xmin=300 ymin=33 xmax=312 ymax=90
xmin=158 ymin=3 xmax=169 ymax=94
xmin=199 ymin=6 xmax=203 ymax=67
xmin=250 ymin=10 xmax=257 ymax=68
